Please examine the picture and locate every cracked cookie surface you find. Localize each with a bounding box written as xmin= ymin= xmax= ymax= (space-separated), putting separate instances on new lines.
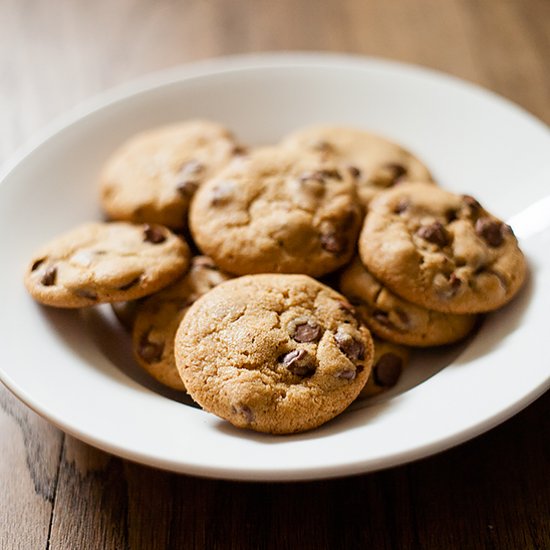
xmin=189 ymin=146 xmax=362 ymax=277
xmin=280 ymin=125 xmax=434 ymax=208
xmin=99 ymin=120 xmax=242 ymax=229
xmin=359 ymin=183 xmax=527 ymax=313
xmin=174 ymin=274 xmax=374 ymax=434
xmin=132 ymin=256 xmax=232 ymax=390
xmin=339 ymin=257 xmax=477 ymax=346
xmin=25 ymin=222 xmax=190 ymax=307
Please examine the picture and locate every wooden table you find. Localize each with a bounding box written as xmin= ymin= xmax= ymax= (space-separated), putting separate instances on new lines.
xmin=1 ymin=1 xmax=549 ymax=548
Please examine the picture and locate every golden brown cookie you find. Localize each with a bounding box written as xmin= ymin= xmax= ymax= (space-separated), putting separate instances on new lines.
xmin=24 ymin=222 xmax=190 ymax=308
xmin=189 ymin=146 xmax=362 ymax=277
xmin=175 ymin=274 xmax=374 ymax=434
xmin=132 ymin=256 xmax=232 ymax=390
xmin=339 ymin=257 xmax=477 ymax=346
xmin=280 ymin=125 xmax=434 ymax=207
xmin=359 ymin=183 xmax=527 ymax=313
xmin=99 ymin=120 xmax=242 ymax=229
xmin=360 ymin=339 xmax=410 ymax=398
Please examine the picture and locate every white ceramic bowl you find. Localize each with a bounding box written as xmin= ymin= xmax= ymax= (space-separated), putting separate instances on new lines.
xmin=1 ymin=53 xmax=549 ymax=480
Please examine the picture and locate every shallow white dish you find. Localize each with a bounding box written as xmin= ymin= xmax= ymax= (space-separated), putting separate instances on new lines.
xmin=1 ymin=53 xmax=549 ymax=481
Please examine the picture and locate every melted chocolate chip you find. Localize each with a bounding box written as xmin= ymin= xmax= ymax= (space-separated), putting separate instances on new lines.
xmin=319 ymin=169 xmax=342 ymax=181
xmin=393 ymin=199 xmax=409 ymax=214
xmin=143 ymin=224 xmax=166 ymax=244
xmin=475 ymin=217 xmax=504 ymax=247
xmin=338 ymin=301 xmax=357 ymax=316
xmin=118 ymin=276 xmax=141 ymax=291
xmin=41 ymin=266 xmax=57 ymax=286
xmin=377 ymin=162 xmax=407 ymax=186
xmin=335 ymin=332 xmax=365 ymax=361
xmin=293 ymin=321 xmax=322 ymax=343
xmin=280 ymin=349 xmax=316 ymax=377
xmin=445 ymin=208 xmax=458 ymax=223
xmin=232 ymin=145 xmax=248 ymax=156
xmin=348 ymin=165 xmax=361 ymax=179
xmin=416 ymin=221 xmax=449 ymax=247
xmin=372 ymin=309 xmax=394 ymax=328
xmin=211 ymin=182 xmax=234 ymax=205
xmin=394 ymin=308 xmax=410 ymax=327
xmin=320 ymin=232 xmax=347 ymax=254
xmin=449 ymin=272 xmax=462 ymax=292
xmin=462 ymin=194 xmax=481 ymax=210
xmin=373 ymin=353 xmax=403 ymax=387
xmin=138 ymin=331 xmax=164 ymax=363
xmin=31 ymin=258 xmax=45 ymax=271
xmin=312 ymin=140 xmax=334 ymax=155
xmin=335 ymin=367 xmax=357 ymax=380
xmin=300 ymin=169 xmax=342 ymax=183
xmin=232 ymin=403 xmax=254 ymax=423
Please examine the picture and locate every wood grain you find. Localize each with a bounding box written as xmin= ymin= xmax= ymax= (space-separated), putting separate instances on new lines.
xmin=1 ymin=0 xmax=549 ymax=548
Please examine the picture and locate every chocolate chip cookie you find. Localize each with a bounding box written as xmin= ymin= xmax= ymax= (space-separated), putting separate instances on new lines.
xmin=280 ymin=125 xmax=434 ymax=207
xmin=359 ymin=183 xmax=527 ymax=313
xmin=360 ymin=339 xmax=410 ymax=398
xmin=339 ymin=257 xmax=477 ymax=346
xmin=189 ymin=146 xmax=362 ymax=277
xmin=132 ymin=256 xmax=232 ymax=390
xmin=174 ymin=274 xmax=374 ymax=434
xmin=25 ymin=222 xmax=190 ymax=307
xmin=99 ymin=120 xmax=242 ymax=229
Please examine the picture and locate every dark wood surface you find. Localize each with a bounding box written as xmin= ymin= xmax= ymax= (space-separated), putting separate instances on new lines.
xmin=1 ymin=1 xmax=549 ymax=548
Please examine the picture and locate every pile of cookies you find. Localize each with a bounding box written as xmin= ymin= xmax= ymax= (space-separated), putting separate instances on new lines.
xmin=24 ymin=121 xmax=527 ymax=434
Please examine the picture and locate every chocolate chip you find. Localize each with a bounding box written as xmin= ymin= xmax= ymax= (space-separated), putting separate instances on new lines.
xmin=293 ymin=321 xmax=322 ymax=343
xmin=475 ymin=217 xmax=504 ymax=247
xmin=299 ymin=171 xmax=325 ymax=183
xmin=416 ymin=221 xmax=449 ymax=247
xmin=232 ymin=145 xmax=248 ymax=156
xmin=320 ymin=232 xmax=347 ymax=254
xmin=375 ymin=162 xmax=407 ymax=186
xmin=319 ymin=169 xmax=342 ymax=181
xmin=340 ymin=208 xmax=358 ymax=230
xmin=393 ymin=199 xmax=409 ymax=214
xmin=394 ymin=308 xmax=410 ymax=327
xmin=138 ymin=331 xmax=164 ymax=363
xmin=118 ymin=276 xmax=141 ymax=291
xmin=449 ymin=272 xmax=462 ymax=292
xmin=31 ymin=258 xmax=45 ymax=271
xmin=462 ymin=194 xmax=481 ymax=210
xmin=143 ymin=224 xmax=166 ymax=244
xmin=372 ymin=309 xmax=394 ymax=328
xmin=211 ymin=182 xmax=235 ymax=205
xmin=335 ymin=331 xmax=365 ymax=361
xmin=373 ymin=353 xmax=403 ymax=387
xmin=347 ymin=165 xmax=361 ymax=179
xmin=232 ymin=403 xmax=254 ymax=423
xmin=176 ymin=180 xmax=199 ymax=197
xmin=335 ymin=367 xmax=356 ymax=380
xmin=41 ymin=266 xmax=57 ymax=286
xmin=445 ymin=208 xmax=458 ymax=223
xmin=338 ymin=301 xmax=357 ymax=316
xmin=279 ymin=349 xmax=316 ymax=377
xmin=74 ymin=288 xmax=98 ymax=301
xmin=300 ymin=169 xmax=342 ymax=183
xmin=312 ymin=140 xmax=334 ymax=155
